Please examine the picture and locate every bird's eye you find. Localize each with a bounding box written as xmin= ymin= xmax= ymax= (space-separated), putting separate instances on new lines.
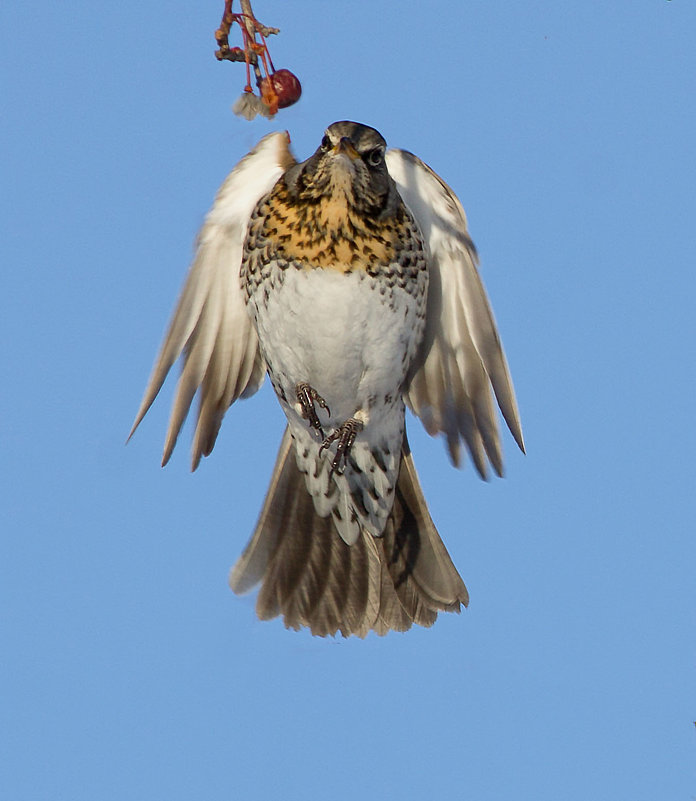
xmin=365 ymin=147 xmax=384 ymax=167
xmin=320 ymin=134 xmax=331 ymax=151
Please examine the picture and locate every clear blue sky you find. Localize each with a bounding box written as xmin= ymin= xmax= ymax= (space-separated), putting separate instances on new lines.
xmin=3 ymin=1 xmax=695 ymax=799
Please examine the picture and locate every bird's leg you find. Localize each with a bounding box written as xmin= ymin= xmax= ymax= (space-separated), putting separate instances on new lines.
xmin=320 ymin=418 xmax=364 ymax=477
xmin=295 ymin=382 xmax=330 ymax=436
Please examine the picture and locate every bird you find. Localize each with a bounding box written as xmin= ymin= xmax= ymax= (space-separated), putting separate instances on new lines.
xmin=130 ymin=121 xmax=524 ymax=638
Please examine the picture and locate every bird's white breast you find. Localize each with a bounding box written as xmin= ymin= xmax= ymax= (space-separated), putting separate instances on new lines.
xmin=249 ymin=265 xmax=422 ymax=426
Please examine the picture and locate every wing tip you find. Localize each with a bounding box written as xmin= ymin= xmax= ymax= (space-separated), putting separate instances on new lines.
xmin=161 ymin=434 xmax=177 ymax=467
xmin=127 ymin=395 xmax=155 ymax=444
xmin=509 ymin=419 xmax=526 ymax=455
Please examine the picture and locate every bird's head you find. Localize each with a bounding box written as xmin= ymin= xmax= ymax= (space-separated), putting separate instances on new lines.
xmin=284 ymin=121 xmax=399 ymax=218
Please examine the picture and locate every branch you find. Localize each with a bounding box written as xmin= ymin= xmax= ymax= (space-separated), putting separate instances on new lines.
xmin=213 ymin=0 xmax=300 ymax=120
xmin=214 ymin=0 xmax=278 ymax=65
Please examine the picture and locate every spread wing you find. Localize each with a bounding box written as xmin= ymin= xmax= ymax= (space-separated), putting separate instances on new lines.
xmin=129 ymin=132 xmax=296 ymax=470
xmin=386 ymin=149 xmax=524 ymax=478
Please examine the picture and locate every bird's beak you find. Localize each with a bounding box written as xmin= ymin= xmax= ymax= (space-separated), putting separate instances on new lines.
xmin=333 ymin=137 xmax=360 ymax=160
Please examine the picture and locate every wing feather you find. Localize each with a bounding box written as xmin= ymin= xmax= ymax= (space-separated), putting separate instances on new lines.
xmin=386 ymin=149 xmax=524 ymax=475
xmin=129 ymin=132 xmax=296 ymax=468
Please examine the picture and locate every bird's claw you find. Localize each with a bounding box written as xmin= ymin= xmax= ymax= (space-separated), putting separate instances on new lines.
xmin=296 ymin=382 xmax=330 ymax=436
xmin=320 ymin=418 xmax=364 ymax=477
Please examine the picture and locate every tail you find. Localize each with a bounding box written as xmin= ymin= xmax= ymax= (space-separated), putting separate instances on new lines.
xmin=229 ymin=427 xmax=469 ymax=637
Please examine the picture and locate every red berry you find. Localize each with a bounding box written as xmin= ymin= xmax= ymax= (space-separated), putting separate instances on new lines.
xmin=260 ymin=69 xmax=302 ymax=109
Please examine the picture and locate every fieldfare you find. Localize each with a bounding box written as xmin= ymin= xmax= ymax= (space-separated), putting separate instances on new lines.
xmin=130 ymin=121 xmax=524 ymax=637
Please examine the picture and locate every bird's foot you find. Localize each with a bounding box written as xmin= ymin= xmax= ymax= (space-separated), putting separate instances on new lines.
xmin=295 ymin=382 xmax=330 ymax=436
xmin=320 ymin=418 xmax=364 ymax=477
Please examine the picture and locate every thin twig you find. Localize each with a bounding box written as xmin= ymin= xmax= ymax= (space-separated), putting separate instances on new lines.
xmin=239 ymin=0 xmax=279 ymax=37
xmin=215 ymin=0 xmax=278 ymax=64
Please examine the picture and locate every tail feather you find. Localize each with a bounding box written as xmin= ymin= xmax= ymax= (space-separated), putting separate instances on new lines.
xmin=229 ymin=427 xmax=468 ymax=637
xmin=385 ymin=442 xmax=470 ymax=611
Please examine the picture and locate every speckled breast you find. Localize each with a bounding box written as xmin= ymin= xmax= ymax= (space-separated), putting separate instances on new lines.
xmin=240 ymin=179 xmax=429 ymax=420
xmin=241 ymin=179 xmax=427 ymax=297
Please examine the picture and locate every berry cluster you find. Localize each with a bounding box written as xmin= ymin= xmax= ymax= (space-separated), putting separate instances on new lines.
xmin=214 ymin=0 xmax=301 ymax=119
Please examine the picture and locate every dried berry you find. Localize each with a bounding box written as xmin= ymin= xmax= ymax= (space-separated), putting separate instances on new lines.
xmin=260 ymin=69 xmax=302 ymax=109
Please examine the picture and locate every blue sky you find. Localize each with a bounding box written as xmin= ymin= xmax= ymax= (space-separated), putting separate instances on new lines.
xmin=2 ymin=1 xmax=695 ymax=799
